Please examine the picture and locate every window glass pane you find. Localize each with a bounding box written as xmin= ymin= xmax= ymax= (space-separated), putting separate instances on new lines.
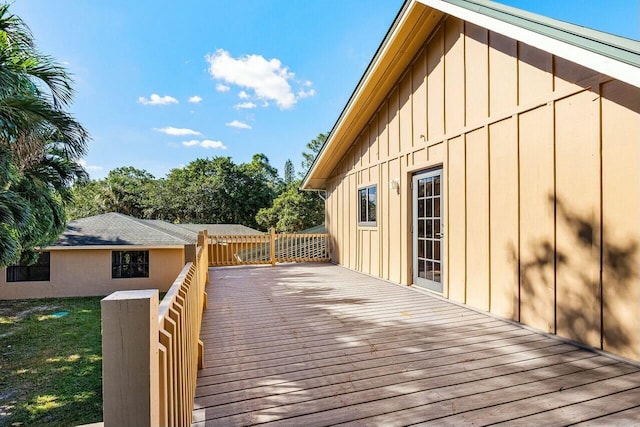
xmin=112 ymin=251 xmax=149 ymax=279
xmin=6 ymin=252 xmax=50 ymax=282
xmin=368 ymin=187 xmax=376 ymax=222
xmin=359 ymin=189 xmax=367 ymax=223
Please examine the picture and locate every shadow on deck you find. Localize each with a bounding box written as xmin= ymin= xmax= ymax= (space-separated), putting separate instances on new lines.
xmin=193 ymin=263 xmax=640 ymax=426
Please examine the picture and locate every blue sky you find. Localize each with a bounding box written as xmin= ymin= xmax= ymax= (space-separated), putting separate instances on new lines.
xmin=12 ymin=0 xmax=639 ymax=180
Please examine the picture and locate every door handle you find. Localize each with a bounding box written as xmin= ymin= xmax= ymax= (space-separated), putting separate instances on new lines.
xmin=435 ymin=232 xmax=444 ymax=239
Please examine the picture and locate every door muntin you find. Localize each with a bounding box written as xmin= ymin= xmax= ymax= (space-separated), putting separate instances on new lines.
xmin=413 ymin=169 xmax=443 ymax=292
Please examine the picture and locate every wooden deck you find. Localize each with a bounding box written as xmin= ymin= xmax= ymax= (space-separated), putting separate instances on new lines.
xmin=193 ymin=263 xmax=640 ymax=426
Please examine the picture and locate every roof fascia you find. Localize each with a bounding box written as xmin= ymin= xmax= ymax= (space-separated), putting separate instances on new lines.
xmin=302 ymin=0 xmax=434 ymax=190
xmin=419 ymin=0 xmax=639 ymax=86
xmin=44 ymin=245 xmax=186 ymax=250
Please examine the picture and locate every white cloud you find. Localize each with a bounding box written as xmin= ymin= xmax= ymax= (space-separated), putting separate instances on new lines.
xmin=182 ymin=140 xmax=200 ymax=146
xmin=234 ymin=101 xmax=257 ymax=110
xmin=188 ymin=95 xmax=203 ymax=104
xmin=138 ymin=93 xmax=179 ymax=106
xmin=201 ymin=139 xmax=227 ymax=149
xmin=298 ymin=88 xmax=316 ymax=99
xmin=238 ymin=90 xmax=250 ymax=99
xmin=216 ymin=83 xmax=230 ymax=92
xmin=155 ymin=126 xmax=201 ymax=136
xmin=226 ymin=120 xmax=251 ymax=129
xmin=78 ymin=159 xmax=103 ymax=171
xmin=182 ymin=139 xmax=227 ymax=149
xmin=206 ymin=49 xmax=308 ymax=109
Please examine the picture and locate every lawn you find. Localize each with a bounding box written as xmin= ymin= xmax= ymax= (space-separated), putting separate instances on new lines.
xmin=0 ymin=297 xmax=103 ymax=427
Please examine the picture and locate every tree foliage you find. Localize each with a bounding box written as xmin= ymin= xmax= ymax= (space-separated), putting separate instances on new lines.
xmin=300 ymin=132 xmax=326 ymax=176
xmin=255 ymin=180 xmax=324 ymax=233
xmin=68 ymin=155 xmax=281 ymax=230
xmin=0 ymin=4 xmax=88 ymax=267
xmin=283 ymin=159 xmax=295 ymax=185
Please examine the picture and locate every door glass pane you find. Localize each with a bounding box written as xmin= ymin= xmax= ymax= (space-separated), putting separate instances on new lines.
xmin=434 ymin=176 xmax=441 ymax=196
xmin=434 ymin=197 xmax=440 ymax=217
xmin=418 ymin=180 xmax=425 ymax=197
xmin=426 ymin=240 xmax=433 ymax=259
xmin=434 ymin=240 xmax=441 ymax=261
xmin=433 ymin=262 xmax=441 ymax=283
xmin=418 ymin=220 xmax=424 ymax=237
xmin=426 ymin=179 xmax=433 ymax=196
xmin=418 ymin=260 xmax=426 ymax=278
xmin=426 ymin=198 xmax=433 ymax=217
xmin=426 ymin=220 xmax=433 ymax=238
xmin=426 ymin=261 xmax=434 ymax=281
xmin=418 ymin=239 xmax=425 ymax=258
xmin=418 ymin=199 xmax=425 ymax=218
xmin=434 ymin=219 xmax=440 ymax=237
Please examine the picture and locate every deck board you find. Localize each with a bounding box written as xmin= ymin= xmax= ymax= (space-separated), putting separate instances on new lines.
xmin=193 ymin=263 xmax=640 ymax=426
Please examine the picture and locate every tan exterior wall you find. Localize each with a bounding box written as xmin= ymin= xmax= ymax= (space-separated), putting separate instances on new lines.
xmin=324 ymin=17 xmax=640 ymax=361
xmin=0 ymin=248 xmax=185 ymax=299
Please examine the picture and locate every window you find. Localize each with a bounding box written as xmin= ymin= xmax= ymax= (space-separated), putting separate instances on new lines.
xmin=6 ymin=252 xmax=50 ymax=282
xmin=112 ymin=251 xmax=149 ymax=279
xmin=358 ymin=185 xmax=377 ymax=226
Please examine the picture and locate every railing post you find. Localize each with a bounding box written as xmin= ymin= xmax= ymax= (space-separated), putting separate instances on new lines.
xmin=184 ymin=244 xmax=196 ymax=264
xmin=270 ymin=227 xmax=276 ymax=266
xmin=101 ymin=290 xmax=159 ymax=427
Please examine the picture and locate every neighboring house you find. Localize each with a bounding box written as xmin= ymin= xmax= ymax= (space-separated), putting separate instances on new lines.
xmin=0 ymin=213 xmax=261 ymax=299
xmin=303 ymin=0 xmax=640 ymax=361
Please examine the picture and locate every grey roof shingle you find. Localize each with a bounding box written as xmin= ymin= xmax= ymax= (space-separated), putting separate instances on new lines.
xmin=52 ymin=213 xmax=262 ymax=247
xmin=174 ymin=223 xmax=264 ymax=236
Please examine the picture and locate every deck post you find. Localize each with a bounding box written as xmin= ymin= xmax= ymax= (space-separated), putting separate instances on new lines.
xmin=101 ymin=290 xmax=159 ymax=427
xmin=270 ymin=227 xmax=276 ymax=266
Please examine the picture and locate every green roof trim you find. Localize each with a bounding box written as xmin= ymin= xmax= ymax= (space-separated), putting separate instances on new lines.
xmin=442 ymin=0 xmax=639 ymax=67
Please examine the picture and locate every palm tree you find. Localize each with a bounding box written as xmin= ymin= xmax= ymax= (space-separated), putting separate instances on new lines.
xmin=0 ymin=4 xmax=89 ymax=267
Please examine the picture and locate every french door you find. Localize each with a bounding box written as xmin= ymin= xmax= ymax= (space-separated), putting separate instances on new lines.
xmin=412 ymin=169 xmax=443 ymax=292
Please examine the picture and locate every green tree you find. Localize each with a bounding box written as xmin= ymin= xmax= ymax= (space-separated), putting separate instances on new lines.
xmin=102 ymin=167 xmax=155 ymax=217
xmin=0 ymin=5 xmax=88 ymax=266
xmin=155 ymin=156 xmax=275 ymax=228
xmin=255 ymin=180 xmax=324 ymax=233
xmin=300 ymin=132 xmax=327 ymax=176
xmin=284 ymin=159 xmax=295 ymax=185
xmin=67 ymin=180 xmax=105 ymax=220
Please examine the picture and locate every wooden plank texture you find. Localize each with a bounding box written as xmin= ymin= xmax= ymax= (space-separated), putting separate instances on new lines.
xmin=193 ymin=264 xmax=639 ymax=426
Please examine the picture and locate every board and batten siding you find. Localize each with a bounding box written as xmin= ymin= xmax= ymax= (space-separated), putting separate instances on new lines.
xmin=324 ymin=16 xmax=640 ymax=361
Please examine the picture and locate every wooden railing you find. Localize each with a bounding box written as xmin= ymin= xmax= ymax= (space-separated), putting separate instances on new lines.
xmin=101 ymin=231 xmax=209 ymax=427
xmin=209 ymin=228 xmax=330 ymax=266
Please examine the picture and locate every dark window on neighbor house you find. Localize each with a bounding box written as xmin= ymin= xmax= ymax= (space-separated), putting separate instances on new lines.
xmin=358 ymin=185 xmax=377 ymax=226
xmin=6 ymin=252 xmax=51 ymax=282
xmin=112 ymin=251 xmax=149 ymax=278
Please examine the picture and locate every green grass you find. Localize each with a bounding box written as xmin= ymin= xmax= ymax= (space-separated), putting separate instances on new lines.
xmin=0 ymin=297 xmax=103 ymax=427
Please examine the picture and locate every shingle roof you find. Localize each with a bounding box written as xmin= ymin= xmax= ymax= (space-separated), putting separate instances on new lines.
xmin=52 ymin=213 xmax=262 ymax=247
xmin=174 ymin=223 xmax=264 ymax=236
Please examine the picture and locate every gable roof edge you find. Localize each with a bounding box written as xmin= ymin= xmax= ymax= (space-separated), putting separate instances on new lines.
xmin=419 ymin=0 xmax=640 ymax=87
